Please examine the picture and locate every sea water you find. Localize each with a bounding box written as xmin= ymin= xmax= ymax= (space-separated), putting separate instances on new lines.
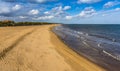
xmin=53 ymin=24 xmax=120 ymax=71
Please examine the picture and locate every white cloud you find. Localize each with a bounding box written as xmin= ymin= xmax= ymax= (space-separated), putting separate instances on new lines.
xmin=35 ymin=0 xmax=47 ymax=3
xmin=78 ymin=7 xmax=97 ymax=18
xmin=0 ymin=4 xmax=22 ymax=14
xmin=0 ymin=2 xmax=11 ymax=14
xmin=35 ymin=5 xmax=71 ymax=21
xmin=65 ymin=16 xmax=73 ymax=20
xmin=63 ymin=6 xmax=71 ymax=10
xmin=104 ymin=1 xmax=120 ymax=8
xmin=102 ymin=13 xmax=109 ymax=17
xmin=12 ymin=4 xmax=22 ymax=11
xmin=44 ymin=11 xmax=50 ymax=15
xmin=53 ymin=6 xmax=64 ymax=16
xmin=19 ymin=16 xmax=27 ymax=19
xmin=44 ymin=6 xmax=68 ymax=17
xmin=52 ymin=6 xmax=62 ymax=12
xmin=0 ymin=6 xmax=10 ymax=14
xmin=34 ymin=15 xmax=54 ymax=20
xmin=28 ymin=0 xmax=57 ymax=3
xmin=40 ymin=6 xmax=70 ymax=21
xmin=115 ymin=8 xmax=120 ymax=11
xmin=78 ymin=0 xmax=101 ymax=4
xmin=65 ymin=7 xmax=97 ymax=20
xmin=3 ymin=0 xmax=57 ymax=3
xmin=29 ymin=9 xmax=39 ymax=15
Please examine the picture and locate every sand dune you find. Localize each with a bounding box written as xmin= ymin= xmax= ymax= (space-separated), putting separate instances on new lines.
xmin=0 ymin=25 xmax=106 ymax=71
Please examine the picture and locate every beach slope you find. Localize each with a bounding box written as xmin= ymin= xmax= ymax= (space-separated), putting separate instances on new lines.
xmin=0 ymin=25 xmax=106 ymax=71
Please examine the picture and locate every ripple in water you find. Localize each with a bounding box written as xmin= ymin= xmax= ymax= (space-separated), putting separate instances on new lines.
xmin=53 ymin=24 xmax=120 ymax=71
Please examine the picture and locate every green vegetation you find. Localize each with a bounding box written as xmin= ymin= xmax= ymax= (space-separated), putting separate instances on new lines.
xmin=0 ymin=20 xmax=56 ymax=27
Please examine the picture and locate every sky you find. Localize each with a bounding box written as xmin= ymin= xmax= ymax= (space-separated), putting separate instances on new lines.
xmin=0 ymin=0 xmax=120 ymax=24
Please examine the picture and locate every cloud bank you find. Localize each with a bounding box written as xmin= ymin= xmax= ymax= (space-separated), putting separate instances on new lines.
xmin=0 ymin=0 xmax=120 ymax=24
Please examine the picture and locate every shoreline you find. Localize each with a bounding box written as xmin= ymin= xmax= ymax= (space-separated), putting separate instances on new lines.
xmin=0 ymin=25 xmax=106 ymax=71
xmin=51 ymin=24 xmax=120 ymax=71
xmin=50 ymin=25 xmax=106 ymax=71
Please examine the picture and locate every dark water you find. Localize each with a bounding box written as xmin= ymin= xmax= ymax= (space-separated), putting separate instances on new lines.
xmin=53 ymin=24 xmax=120 ymax=71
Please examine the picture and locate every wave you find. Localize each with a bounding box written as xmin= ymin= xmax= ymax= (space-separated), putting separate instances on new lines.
xmin=53 ymin=25 xmax=120 ymax=61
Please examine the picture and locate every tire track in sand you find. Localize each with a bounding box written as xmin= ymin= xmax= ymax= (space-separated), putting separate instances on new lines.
xmin=0 ymin=29 xmax=35 ymax=59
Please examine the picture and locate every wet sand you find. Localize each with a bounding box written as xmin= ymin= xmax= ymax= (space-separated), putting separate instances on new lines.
xmin=0 ymin=25 xmax=106 ymax=71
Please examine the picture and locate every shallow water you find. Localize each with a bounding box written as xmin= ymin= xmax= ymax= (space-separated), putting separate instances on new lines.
xmin=53 ymin=24 xmax=120 ymax=71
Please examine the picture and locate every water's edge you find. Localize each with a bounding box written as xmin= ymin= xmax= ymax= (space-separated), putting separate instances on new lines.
xmin=52 ymin=25 xmax=120 ymax=71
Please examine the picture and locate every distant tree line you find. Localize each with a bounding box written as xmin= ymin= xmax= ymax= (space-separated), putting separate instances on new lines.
xmin=0 ymin=20 xmax=56 ymax=27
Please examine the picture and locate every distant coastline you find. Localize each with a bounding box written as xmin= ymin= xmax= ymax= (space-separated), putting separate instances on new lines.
xmin=0 ymin=20 xmax=60 ymax=27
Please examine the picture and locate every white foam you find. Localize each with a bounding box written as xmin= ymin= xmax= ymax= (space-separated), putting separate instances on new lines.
xmin=103 ymin=50 xmax=120 ymax=61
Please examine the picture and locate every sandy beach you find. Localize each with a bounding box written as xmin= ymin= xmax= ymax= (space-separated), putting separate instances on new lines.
xmin=0 ymin=25 xmax=106 ymax=71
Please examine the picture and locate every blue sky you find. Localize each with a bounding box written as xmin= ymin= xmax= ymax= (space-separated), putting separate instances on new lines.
xmin=0 ymin=0 xmax=120 ymax=24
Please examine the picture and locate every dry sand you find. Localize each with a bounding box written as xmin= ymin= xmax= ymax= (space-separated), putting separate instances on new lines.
xmin=0 ymin=25 xmax=106 ymax=71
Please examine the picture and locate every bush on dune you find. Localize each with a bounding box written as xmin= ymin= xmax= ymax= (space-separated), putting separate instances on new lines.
xmin=0 ymin=20 xmax=57 ymax=27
